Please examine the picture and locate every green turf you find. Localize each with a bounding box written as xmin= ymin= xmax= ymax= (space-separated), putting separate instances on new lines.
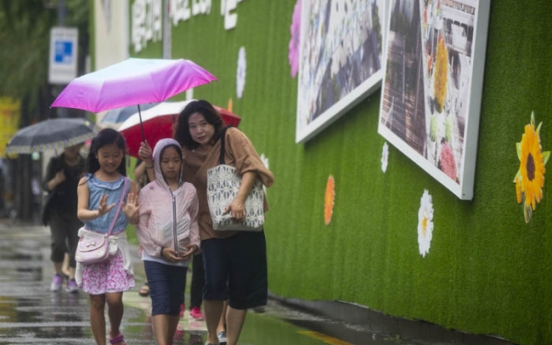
xmin=126 ymin=0 xmax=552 ymax=343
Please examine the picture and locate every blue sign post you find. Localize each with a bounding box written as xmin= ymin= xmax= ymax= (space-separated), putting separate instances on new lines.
xmin=49 ymin=27 xmax=78 ymax=84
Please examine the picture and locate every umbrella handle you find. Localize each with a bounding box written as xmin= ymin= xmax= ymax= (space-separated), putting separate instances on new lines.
xmin=138 ymin=104 xmax=145 ymax=142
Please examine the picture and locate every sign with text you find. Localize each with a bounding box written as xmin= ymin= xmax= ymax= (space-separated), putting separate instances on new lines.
xmin=49 ymin=27 xmax=79 ymax=84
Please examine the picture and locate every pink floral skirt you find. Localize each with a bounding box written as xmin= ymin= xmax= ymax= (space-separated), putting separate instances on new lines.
xmin=79 ymin=251 xmax=135 ymax=295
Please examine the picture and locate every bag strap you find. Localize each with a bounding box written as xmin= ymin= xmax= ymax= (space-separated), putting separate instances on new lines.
xmin=106 ymin=177 xmax=128 ymax=237
xmin=218 ymin=126 xmax=235 ymax=165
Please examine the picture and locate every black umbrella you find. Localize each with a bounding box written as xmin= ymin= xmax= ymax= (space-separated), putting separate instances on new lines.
xmin=99 ymin=102 xmax=159 ymax=126
xmin=6 ymin=118 xmax=97 ymax=154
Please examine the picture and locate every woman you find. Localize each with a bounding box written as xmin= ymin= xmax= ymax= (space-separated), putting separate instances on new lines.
xmin=43 ymin=143 xmax=85 ymax=293
xmin=139 ymin=100 xmax=274 ymax=345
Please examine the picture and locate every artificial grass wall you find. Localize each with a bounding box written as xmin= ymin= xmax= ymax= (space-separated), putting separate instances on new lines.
xmin=128 ymin=0 xmax=552 ymax=344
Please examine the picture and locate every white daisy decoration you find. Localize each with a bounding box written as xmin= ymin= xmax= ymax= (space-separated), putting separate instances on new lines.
xmin=260 ymin=153 xmax=269 ymax=193
xmin=381 ymin=142 xmax=389 ymax=173
xmin=417 ymin=189 xmax=434 ymax=257
xmin=260 ymin=153 xmax=269 ymax=170
xmin=236 ymin=46 xmax=246 ymax=99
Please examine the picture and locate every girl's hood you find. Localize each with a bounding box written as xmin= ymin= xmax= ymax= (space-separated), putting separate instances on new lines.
xmin=152 ymin=138 xmax=183 ymax=191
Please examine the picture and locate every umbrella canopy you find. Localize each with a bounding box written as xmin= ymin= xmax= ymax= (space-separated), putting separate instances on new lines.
xmin=6 ymin=118 xmax=96 ymax=154
xmin=51 ymin=58 xmax=217 ymax=113
xmin=118 ymin=100 xmax=241 ymax=157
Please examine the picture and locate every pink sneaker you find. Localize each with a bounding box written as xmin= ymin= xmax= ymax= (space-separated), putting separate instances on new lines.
xmin=179 ymin=303 xmax=185 ymax=318
xmin=189 ymin=306 xmax=205 ymax=320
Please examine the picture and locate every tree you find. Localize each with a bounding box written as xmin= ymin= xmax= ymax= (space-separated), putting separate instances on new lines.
xmin=0 ymin=0 xmax=89 ymax=125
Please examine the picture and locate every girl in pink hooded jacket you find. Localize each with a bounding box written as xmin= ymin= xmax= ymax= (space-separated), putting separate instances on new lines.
xmin=136 ymin=138 xmax=200 ymax=345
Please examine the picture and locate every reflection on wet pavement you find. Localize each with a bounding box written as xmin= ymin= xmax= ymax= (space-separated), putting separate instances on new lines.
xmin=0 ymin=223 xmax=518 ymax=345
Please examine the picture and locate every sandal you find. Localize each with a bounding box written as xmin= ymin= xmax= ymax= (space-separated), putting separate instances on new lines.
xmin=109 ymin=333 xmax=126 ymax=345
xmin=138 ymin=282 xmax=149 ymax=297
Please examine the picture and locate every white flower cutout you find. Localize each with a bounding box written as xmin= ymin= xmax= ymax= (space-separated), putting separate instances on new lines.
xmin=381 ymin=142 xmax=389 ymax=173
xmin=260 ymin=153 xmax=269 ymax=192
xmin=260 ymin=153 xmax=269 ymax=170
xmin=417 ymin=189 xmax=434 ymax=257
xmin=236 ymin=46 xmax=246 ymax=99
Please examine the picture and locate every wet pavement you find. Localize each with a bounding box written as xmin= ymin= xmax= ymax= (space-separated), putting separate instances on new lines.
xmin=0 ymin=219 xmax=518 ymax=345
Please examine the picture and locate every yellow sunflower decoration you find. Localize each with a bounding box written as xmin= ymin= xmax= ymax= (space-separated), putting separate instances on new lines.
xmin=514 ymin=112 xmax=550 ymax=223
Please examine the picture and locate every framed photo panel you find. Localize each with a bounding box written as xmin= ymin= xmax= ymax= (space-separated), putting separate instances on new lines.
xmin=296 ymin=0 xmax=387 ymax=143
xmin=378 ymin=0 xmax=491 ymax=200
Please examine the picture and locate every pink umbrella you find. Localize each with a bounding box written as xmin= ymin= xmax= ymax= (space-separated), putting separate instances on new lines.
xmin=118 ymin=100 xmax=241 ymax=158
xmin=51 ymin=58 xmax=217 ymax=139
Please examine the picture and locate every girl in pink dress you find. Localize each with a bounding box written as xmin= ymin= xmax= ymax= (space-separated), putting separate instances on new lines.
xmin=76 ymin=128 xmax=139 ymax=345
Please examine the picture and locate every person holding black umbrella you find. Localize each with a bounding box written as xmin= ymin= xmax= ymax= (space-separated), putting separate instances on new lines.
xmin=42 ymin=143 xmax=86 ymax=293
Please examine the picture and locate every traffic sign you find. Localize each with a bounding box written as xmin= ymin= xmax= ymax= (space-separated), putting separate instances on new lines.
xmin=48 ymin=27 xmax=78 ymax=84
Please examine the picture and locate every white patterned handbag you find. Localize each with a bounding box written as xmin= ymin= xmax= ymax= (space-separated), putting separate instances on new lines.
xmin=206 ymin=127 xmax=265 ymax=231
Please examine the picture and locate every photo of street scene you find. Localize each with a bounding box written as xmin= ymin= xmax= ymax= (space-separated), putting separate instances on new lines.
xmin=378 ymin=0 xmax=487 ymax=198
xmin=296 ymin=0 xmax=386 ymax=143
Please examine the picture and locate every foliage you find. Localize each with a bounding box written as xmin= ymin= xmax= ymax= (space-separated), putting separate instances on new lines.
xmin=0 ymin=0 xmax=89 ymax=122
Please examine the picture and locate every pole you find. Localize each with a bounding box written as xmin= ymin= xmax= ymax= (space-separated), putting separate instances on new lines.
xmin=56 ymin=0 xmax=69 ymax=118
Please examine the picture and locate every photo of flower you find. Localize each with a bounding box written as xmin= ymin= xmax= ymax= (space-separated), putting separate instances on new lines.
xmin=381 ymin=141 xmax=389 ymax=173
xmin=378 ymin=0 xmax=492 ymax=200
xmin=288 ymin=0 xmax=301 ymax=78
xmin=417 ymin=189 xmax=434 ymax=257
xmin=324 ymin=175 xmax=335 ymax=225
xmin=514 ymin=112 xmax=550 ymax=223
xmin=433 ymin=34 xmax=448 ymax=113
xmin=236 ymin=46 xmax=246 ymax=99
xmin=439 ymin=141 xmax=457 ymax=181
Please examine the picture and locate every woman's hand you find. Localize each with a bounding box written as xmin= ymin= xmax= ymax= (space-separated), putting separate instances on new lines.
xmin=223 ymin=172 xmax=257 ymax=222
xmin=138 ymin=141 xmax=153 ymax=164
xmin=181 ymin=244 xmax=198 ymax=259
xmin=48 ymin=170 xmax=66 ymax=191
xmin=54 ymin=170 xmax=66 ymax=184
xmin=224 ymin=198 xmax=247 ymax=222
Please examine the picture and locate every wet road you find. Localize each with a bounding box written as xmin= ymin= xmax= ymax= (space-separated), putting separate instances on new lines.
xmin=0 ymin=222 xmax=351 ymax=345
xmin=0 ymin=221 xmax=517 ymax=345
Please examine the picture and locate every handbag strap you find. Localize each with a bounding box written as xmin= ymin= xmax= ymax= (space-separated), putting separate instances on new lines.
xmin=218 ymin=126 xmax=235 ymax=165
xmin=106 ymin=177 xmax=128 ymax=236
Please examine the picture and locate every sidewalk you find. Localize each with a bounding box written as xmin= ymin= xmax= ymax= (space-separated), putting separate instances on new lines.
xmin=125 ymin=233 xmax=209 ymax=334
xmin=0 ymin=217 xmax=518 ymax=345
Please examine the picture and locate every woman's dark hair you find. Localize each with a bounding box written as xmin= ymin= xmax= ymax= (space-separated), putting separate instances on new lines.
xmin=174 ymin=100 xmax=224 ymax=150
xmin=86 ymin=128 xmax=127 ymax=176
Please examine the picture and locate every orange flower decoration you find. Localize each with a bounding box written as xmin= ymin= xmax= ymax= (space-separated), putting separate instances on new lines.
xmin=324 ymin=175 xmax=335 ymax=225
